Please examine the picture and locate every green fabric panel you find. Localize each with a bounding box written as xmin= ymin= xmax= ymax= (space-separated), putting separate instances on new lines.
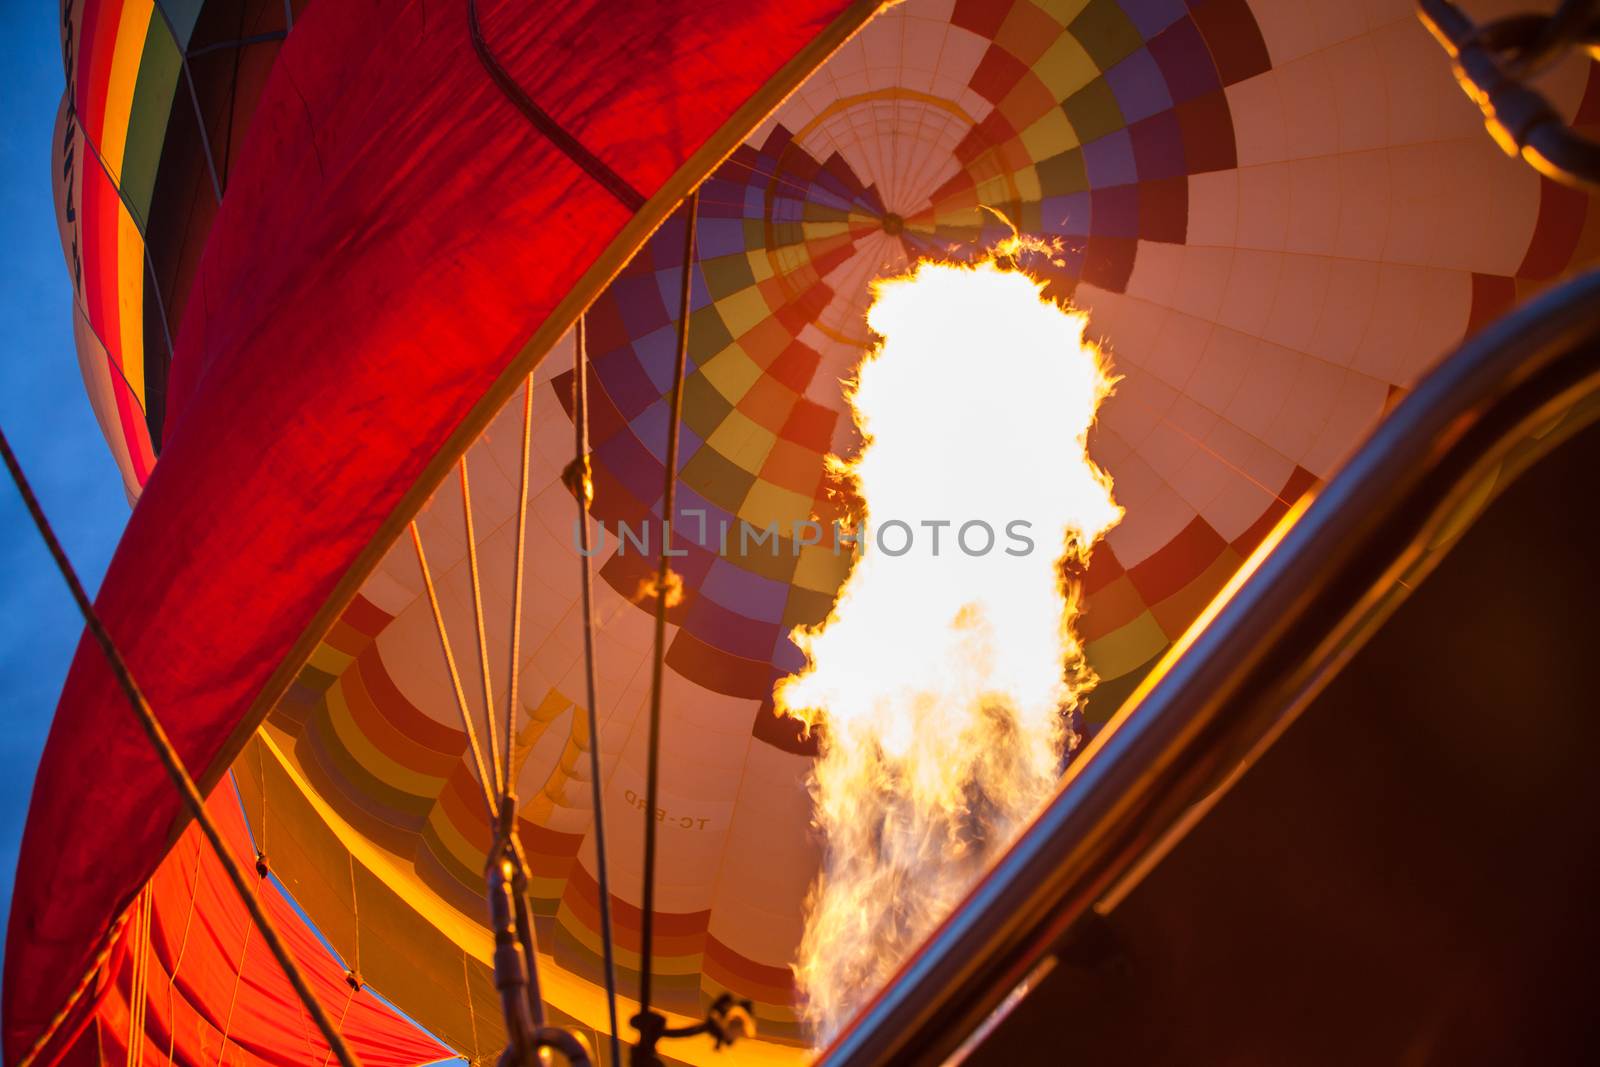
xmin=782 ymin=584 xmax=841 ymax=631
xmin=680 ymin=430 xmax=756 ymax=507
xmin=764 ymin=219 xmax=808 ymax=251
xmin=1017 ymin=197 xmax=1044 ymax=234
xmin=1082 ymin=646 xmax=1164 ymax=728
xmin=1069 ymin=0 xmax=1143 ymax=71
xmin=680 ymin=372 xmax=736 ymax=443
xmin=120 ymin=11 xmax=181 ymax=227
xmin=687 ymin=304 xmax=735 ymax=364
xmin=1062 ymin=77 xmax=1125 ymax=145
xmin=730 ymin=526 xmax=802 ymax=584
xmin=158 ymin=0 xmax=205 ymax=49
xmin=700 ymin=251 xmax=756 ymax=297
xmin=800 ymin=201 xmax=849 ymax=223
xmin=1036 ymin=146 xmax=1088 ymax=196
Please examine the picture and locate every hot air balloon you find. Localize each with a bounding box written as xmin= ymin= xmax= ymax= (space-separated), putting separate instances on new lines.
xmin=12 ymin=0 xmax=1600 ymax=1063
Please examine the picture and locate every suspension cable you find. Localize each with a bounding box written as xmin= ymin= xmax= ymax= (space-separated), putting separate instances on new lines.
xmin=638 ymin=188 xmax=700 ymax=1029
xmin=217 ymin=893 xmax=256 ymax=1065
xmin=571 ymin=314 xmax=624 ymax=1062
xmin=507 ymin=375 xmax=534 ymax=803
xmin=165 ymin=849 xmax=204 ymax=1065
xmin=460 ymin=459 xmax=506 ymax=792
xmin=410 ymin=520 xmax=498 ymax=822
xmin=0 ymin=425 xmax=362 ymax=1067
xmin=469 ymin=371 xmax=590 ymax=1066
xmin=123 ymin=887 xmax=152 ymax=1067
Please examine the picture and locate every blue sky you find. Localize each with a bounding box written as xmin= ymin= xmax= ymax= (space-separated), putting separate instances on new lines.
xmin=0 ymin=3 xmax=131 ymax=959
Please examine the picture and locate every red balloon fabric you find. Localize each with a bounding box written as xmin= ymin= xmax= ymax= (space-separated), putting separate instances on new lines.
xmin=6 ymin=0 xmax=878 ymax=1061
xmin=53 ymin=784 xmax=451 ymax=1067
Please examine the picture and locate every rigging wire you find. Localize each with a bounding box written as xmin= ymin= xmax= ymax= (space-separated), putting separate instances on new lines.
xmin=165 ymin=849 xmax=204 ymax=1066
xmin=464 ymin=367 xmax=591 ymax=1067
xmin=507 ymin=375 xmax=534 ymax=803
xmin=460 ymin=460 xmax=507 ymax=792
xmin=0 ymin=425 xmax=362 ymax=1067
xmin=410 ymin=518 xmax=499 ymax=822
xmin=636 ymin=188 xmax=701 ymax=1050
xmin=216 ymin=902 xmax=255 ymax=1067
xmin=124 ymin=887 xmax=152 ymax=1067
xmin=571 ymin=317 xmax=625 ymax=1063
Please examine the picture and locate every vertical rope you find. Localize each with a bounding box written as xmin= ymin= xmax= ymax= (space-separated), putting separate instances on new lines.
xmin=312 ymin=853 xmax=366 ymax=1067
xmin=124 ymin=891 xmax=139 ymax=1067
xmin=138 ymin=887 xmax=153 ymax=1061
xmin=166 ymin=849 xmax=204 ymax=1066
xmin=639 ymin=189 xmax=700 ymax=1018
xmin=0 ymin=426 xmax=361 ymax=1067
xmin=317 ymin=988 xmax=358 ymax=1067
xmin=507 ymin=376 xmax=533 ymax=802
xmin=459 ymin=459 xmax=506 ymax=792
xmin=572 ymin=315 xmax=623 ymax=1062
xmin=410 ymin=521 xmax=498 ymax=821
xmin=348 ymin=852 xmax=362 ymax=981
xmin=125 ymin=887 xmax=152 ymax=1066
xmin=215 ymin=901 xmax=255 ymax=1067
xmin=256 ymin=741 xmax=268 ymax=860
xmin=462 ymin=950 xmax=481 ymax=1066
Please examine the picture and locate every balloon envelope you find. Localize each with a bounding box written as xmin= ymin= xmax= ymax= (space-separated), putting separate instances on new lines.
xmin=15 ymin=0 xmax=1600 ymax=1063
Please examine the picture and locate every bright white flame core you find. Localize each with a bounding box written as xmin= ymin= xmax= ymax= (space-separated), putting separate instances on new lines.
xmin=775 ymin=258 xmax=1121 ymax=1043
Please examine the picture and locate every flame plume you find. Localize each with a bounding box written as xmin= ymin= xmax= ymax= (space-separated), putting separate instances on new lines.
xmin=775 ymin=255 xmax=1122 ymax=1043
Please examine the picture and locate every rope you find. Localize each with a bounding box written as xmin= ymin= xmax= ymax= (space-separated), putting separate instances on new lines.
xmin=0 ymin=426 xmax=362 ymax=1067
xmin=459 ymin=460 xmax=506 ymax=793
xmin=348 ymin=852 xmax=362 ymax=983
xmin=410 ymin=521 xmax=499 ymax=822
xmin=166 ymin=849 xmax=204 ymax=1065
xmin=639 ymin=188 xmax=700 ymax=1020
xmin=123 ymin=891 xmax=139 ymax=1065
xmin=466 ymin=0 xmax=645 ymax=212
xmin=506 ymin=376 xmax=534 ymax=803
xmin=572 ymin=314 xmax=623 ymax=1063
xmin=256 ymin=742 xmax=268 ymax=860
xmin=318 ymin=987 xmax=358 ymax=1067
xmin=215 ymin=891 xmax=255 ymax=1067
xmin=462 ymin=950 xmax=481 ymax=1066
xmin=125 ymin=886 xmax=152 ymax=1066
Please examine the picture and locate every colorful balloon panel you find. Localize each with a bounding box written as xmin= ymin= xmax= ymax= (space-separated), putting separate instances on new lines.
xmin=54 ymin=0 xmax=301 ymax=497
xmin=33 ymin=0 xmax=1600 ymax=1063
xmin=244 ymin=0 xmax=1600 ymax=1058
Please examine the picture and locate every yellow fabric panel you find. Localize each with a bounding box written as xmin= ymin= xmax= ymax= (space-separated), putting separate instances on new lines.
xmin=114 ymin=200 xmax=145 ymax=401
xmin=234 ymin=729 xmax=810 ymax=1067
xmin=100 ymin=0 xmax=155 ymax=182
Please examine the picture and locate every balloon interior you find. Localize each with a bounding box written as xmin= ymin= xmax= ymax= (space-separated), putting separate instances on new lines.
xmin=14 ymin=0 xmax=1600 ymax=1064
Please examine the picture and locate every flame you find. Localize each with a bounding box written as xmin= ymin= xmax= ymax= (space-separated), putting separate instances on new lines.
xmin=774 ymin=254 xmax=1121 ymax=1043
xmin=636 ymin=568 xmax=684 ymax=608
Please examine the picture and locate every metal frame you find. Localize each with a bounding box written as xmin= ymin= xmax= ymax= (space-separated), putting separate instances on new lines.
xmin=819 ymin=269 xmax=1600 ymax=1066
xmin=1419 ymin=0 xmax=1600 ymax=189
